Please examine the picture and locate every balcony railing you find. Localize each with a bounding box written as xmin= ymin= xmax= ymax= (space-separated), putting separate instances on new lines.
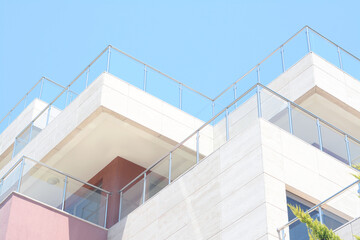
xmin=0 ymin=156 xmax=111 ymax=227
xmin=9 ymin=26 xmax=360 ymax=160
xmin=277 ymin=179 xmax=360 ymax=240
xmin=0 ymin=77 xmax=77 ymax=134
xmin=117 ymin=83 xmax=360 ymax=220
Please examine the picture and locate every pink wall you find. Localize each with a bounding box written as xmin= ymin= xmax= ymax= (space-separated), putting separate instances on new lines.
xmin=0 ymin=192 xmax=107 ymax=240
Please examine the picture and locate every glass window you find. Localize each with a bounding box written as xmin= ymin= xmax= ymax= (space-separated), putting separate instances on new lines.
xmin=286 ymin=192 xmax=347 ymax=240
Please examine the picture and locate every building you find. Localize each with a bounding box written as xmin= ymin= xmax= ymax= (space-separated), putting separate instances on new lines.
xmin=0 ymin=26 xmax=359 ymax=240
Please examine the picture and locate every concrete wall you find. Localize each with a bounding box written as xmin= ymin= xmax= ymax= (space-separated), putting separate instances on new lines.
xmin=336 ymin=217 xmax=360 ymax=240
xmin=0 ymin=192 xmax=107 ymax=240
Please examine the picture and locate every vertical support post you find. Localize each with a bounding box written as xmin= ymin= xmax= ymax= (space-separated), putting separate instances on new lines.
xmin=345 ymin=135 xmax=352 ymax=166
xmin=16 ymin=158 xmax=25 ymax=192
xmin=39 ymin=78 xmax=44 ymax=100
xmin=85 ymin=68 xmax=90 ymax=88
xmin=196 ymin=131 xmax=200 ymax=163
xmin=0 ymin=179 xmax=3 ymax=195
xmin=280 ymin=229 xmax=285 ymax=240
xmin=106 ymin=46 xmax=111 ymax=73
xmin=281 ymin=47 xmax=286 ymax=72
xmin=179 ymin=84 xmax=183 ymax=110
xmin=12 ymin=139 xmax=18 ymax=159
xmin=142 ymin=172 xmax=146 ymax=204
xmin=256 ymin=85 xmax=262 ymax=118
xmin=337 ymin=47 xmax=343 ymax=70
xmin=46 ymin=106 xmax=52 ymax=126
xmin=233 ymin=85 xmax=237 ymax=108
xmin=24 ymin=94 xmax=28 ymax=109
xmin=225 ymin=108 xmax=229 ymax=141
xmin=61 ymin=176 xmax=68 ymax=211
xmin=118 ymin=191 xmax=123 ymax=221
xmin=143 ymin=65 xmax=147 ymax=91
xmin=104 ymin=193 xmax=109 ymax=228
xmin=288 ymin=102 xmax=293 ymax=134
xmin=212 ymin=101 xmax=215 ymax=117
xmin=318 ymin=206 xmax=324 ymax=224
xmin=316 ymin=119 xmax=323 ymax=151
xmin=28 ymin=122 xmax=34 ymax=143
xmin=306 ymin=27 xmax=311 ymax=52
xmin=257 ymin=66 xmax=261 ymax=84
xmin=168 ymin=152 xmax=172 ymax=184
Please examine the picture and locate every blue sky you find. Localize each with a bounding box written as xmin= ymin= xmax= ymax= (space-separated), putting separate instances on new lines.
xmin=1 ymin=0 xmax=360 ymax=120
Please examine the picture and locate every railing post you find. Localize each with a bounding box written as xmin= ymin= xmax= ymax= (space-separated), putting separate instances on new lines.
xmin=16 ymin=158 xmax=25 ymax=192
xmin=61 ymin=176 xmax=68 ymax=211
xmin=212 ymin=101 xmax=215 ymax=117
xmin=225 ymin=108 xmax=229 ymax=141
xmin=39 ymin=78 xmax=44 ymax=100
xmin=28 ymin=122 xmax=34 ymax=143
xmin=24 ymin=94 xmax=28 ymax=109
xmin=196 ymin=131 xmax=200 ymax=163
xmin=142 ymin=172 xmax=146 ymax=204
xmin=288 ymin=102 xmax=293 ymax=134
xmin=0 ymin=179 xmax=3 ymax=195
xmin=306 ymin=27 xmax=311 ymax=52
xmin=86 ymin=68 xmax=90 ymax=88
xmin=256 ymin=85 xmax=262 ymax=118
xmin=257 ymin=66 xmax=261 ymax=84
xmin=281 ymin=47 xmax=286 ymax=72
xmin=65 ymin=89 xmax=70 ymax=107
xmin=280 ymin=229 xmax=285 ymax=240
xmin=316 ymin=119 xmax=323 ymax=151
xmin=179 ymin=84 xmax=183 ymax=110
xmin=168 ymin=152 xmax=172 ymax=184
xmin=143 ymin=65 xmax=147 ymax=91
xmin=318 ymin=206 xmax=324 ymax=224
xmin=345 ymin=135 xmax=352 ymax=166
xmin=337 ymin=47 xmax=343 ymax=70
xmin=118 ymin=191 xmax=123 ymax=221
xmin=106 ymin=46 xmax=111 ymax=73
xmin=233 ymin=85 xmax=237 ymax=109
xmin=12 ymin=139 xmax=18 ymax=159
xmin=104 ymin=193 xmax=109 ymax=228
xmin=46 ymin=106 xmax=52 ymax=126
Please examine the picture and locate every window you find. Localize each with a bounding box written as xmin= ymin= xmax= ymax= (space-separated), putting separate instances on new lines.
xmin=286 ymin=192 xmax=347 ymax=240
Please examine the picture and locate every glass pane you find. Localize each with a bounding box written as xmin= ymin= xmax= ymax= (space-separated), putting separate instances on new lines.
xmin=261 ymin=89 xmax=290 ymax=132
xmin=283 ymin=29 xmax=309 ymax=71
xmin=259 ymin=50 xmax=283 ymax=86
xmin=109 ymin=49 xmax=144 ymax=90
xmin=291 ymin=107 xmax=319 ymax=148
xmin=349 ymin=138 xmax=360 ymax=166
xmin=39 ymin=78 xmax=65 ymax=104
xmin=309 ymin=30 xmax=340 ymax=68
xmin=0 ymin=163 xmax=21 ymax=202
xmin=228 ymin=88 xmax=258 ymax=140
xmin=64 ymin=178 xmax=107 ymax=226
xmin=320 ymin=124 xmax=348 ymax=164
xmin=342 ymin=50 xmax=360 ymax=81
xmin=182 ymin=86 xmax=212 ymax=122
xmin=147 ymin=68 xmax=180 ymax=109
xmin=322 ymin=208 xmax=347 ymax=230
xmin=145 ymin=156 xmax=169 ymax=201
xmin=19 ymin=160 xmax=65 ymax=209
xmin=120 ymin=177 xmax=144 ymax=220
xmin=171 ymin=136 xmax=197 ymax=181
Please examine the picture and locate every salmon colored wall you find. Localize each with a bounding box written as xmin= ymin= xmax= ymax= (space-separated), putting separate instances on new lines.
xmin=0 ymin=193 xmax=107 ymax=240
xmin=87 ymin=157 xmax=146 ymax=228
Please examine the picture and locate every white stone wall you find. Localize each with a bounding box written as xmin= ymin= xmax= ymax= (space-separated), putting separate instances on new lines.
xmin=336 ymin=217 xmax=360 ymax=240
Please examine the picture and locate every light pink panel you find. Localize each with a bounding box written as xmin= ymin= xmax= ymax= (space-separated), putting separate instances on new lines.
xmin=0 ymin=193 xmax=107 ymax=240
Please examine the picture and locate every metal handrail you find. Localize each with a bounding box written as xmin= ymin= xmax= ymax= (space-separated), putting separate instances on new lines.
xmin=277 ymin=179 xmax=360 ymax=233
xmin=110 ymin=45 xmax=213 ymax=101
xmin=119 ymin=82 xmax=360 ymax=193
xmin=118 ymin=84 xmax=259 ymax=193
xmin=213 ymin=25 xmax=360 ymax=102
xmin=0 ymin=156 xmax=110 ymax=194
